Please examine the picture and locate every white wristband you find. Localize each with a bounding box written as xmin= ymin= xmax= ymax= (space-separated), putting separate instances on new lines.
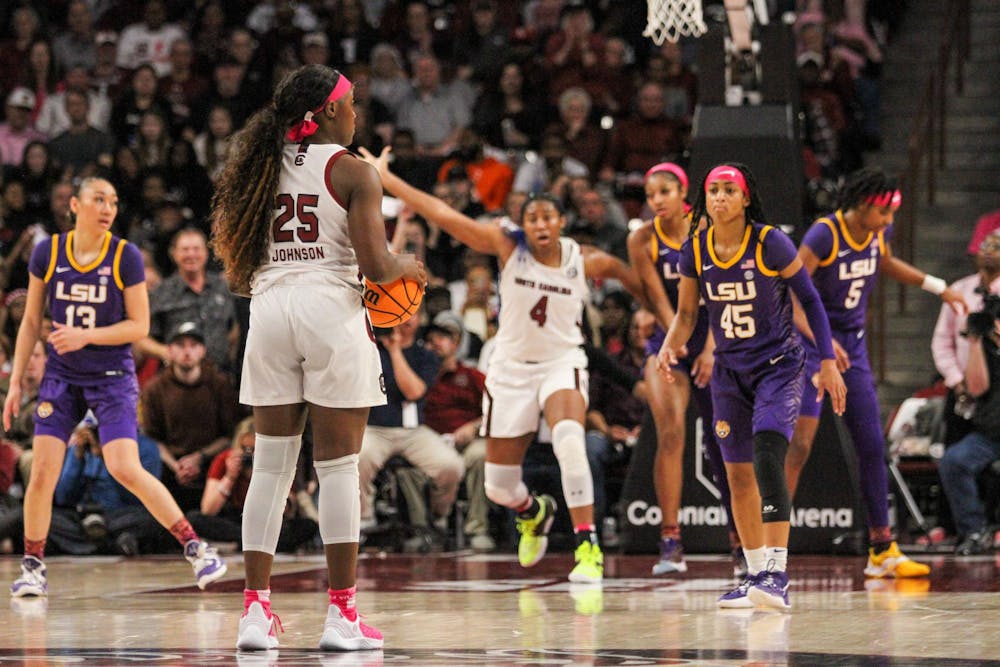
xmin=921 ymin=274 xmax=947 ymax=296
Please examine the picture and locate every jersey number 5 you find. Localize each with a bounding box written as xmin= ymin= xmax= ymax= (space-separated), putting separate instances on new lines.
xmin=719 ymin=303 xmax=755 ymax=339
xmin=273 ymin=193 xmax=319 ymax=243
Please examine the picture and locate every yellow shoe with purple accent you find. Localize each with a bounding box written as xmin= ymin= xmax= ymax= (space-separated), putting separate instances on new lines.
xmin=864 ymin=541 xmax=930 ymax=578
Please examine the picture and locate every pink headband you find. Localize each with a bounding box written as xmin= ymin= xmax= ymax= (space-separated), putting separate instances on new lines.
xmin=286 ymin=75 xmax=353 ymax=142
xmin=645 ymin=162 xmax=689 ymax=190
xmin=705 ymin=165 xmax=748 ymax=197
xmin=864 ymin=189 xmax=902 ymax=210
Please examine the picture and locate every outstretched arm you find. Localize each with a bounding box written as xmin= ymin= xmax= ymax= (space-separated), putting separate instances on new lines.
xmin=626 ymin=224 xmax=676 ymax=330
xmin=582 ymin=245 xmax=643 ymax=305
xmin=359 ymin=146 xmax=511 ymax=259
xmin=881 ymin=242 xmax=967 ymax=315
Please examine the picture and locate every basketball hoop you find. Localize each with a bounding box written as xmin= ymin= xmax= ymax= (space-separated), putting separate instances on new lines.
xmin=643 ymin=0 xmax=708 ymax=45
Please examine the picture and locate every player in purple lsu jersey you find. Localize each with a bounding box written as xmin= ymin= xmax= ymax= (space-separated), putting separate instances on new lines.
xmin=627 ymin=163 xmax=742 ymax=577
xmin=789 ymin=167 xmax=965 ymax=578
xmin=3 ymin=177 xmax=226 ymax=598
xmin=659 ymin=163 xmax=846 ymax=610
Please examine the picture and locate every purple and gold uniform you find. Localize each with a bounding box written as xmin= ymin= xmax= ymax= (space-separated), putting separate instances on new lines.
xmin=679 ymin=223 xmax=804 ymax=462
xmin=27 ymin=231 xmax=146 ymax=444
xmin=799 ymin=212 xmax=891 ymax=528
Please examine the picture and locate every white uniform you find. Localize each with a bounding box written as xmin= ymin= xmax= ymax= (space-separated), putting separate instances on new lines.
xmin=240 ymin=142 xmax=386 ymax=408
xmin=483 ymin=237 xmax=590 ymax=438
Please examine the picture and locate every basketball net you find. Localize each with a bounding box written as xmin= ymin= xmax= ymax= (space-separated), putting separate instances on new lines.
xmin=643 ymin=0 xmax=708 ymax=44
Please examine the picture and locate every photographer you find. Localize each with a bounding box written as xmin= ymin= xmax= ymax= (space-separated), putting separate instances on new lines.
xmin=938 ymin=296 xmax=1000 ymax=555
xmin=933 ymin=231 xmax=1000 ymax=443
xmin=186 ymin=418 xmax=318 ymax=553
xmin=48 ymin=416 xmax=165 ymax=556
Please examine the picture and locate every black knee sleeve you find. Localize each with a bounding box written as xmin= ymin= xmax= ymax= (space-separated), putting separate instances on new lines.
xmin=753 ymin=430 xmax=791 ymax=523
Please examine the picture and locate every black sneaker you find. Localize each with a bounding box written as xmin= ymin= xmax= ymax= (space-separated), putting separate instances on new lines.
xmin=956 ymin=531 xmax=992 ymax=556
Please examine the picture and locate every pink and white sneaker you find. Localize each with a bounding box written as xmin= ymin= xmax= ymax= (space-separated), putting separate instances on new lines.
xmin=319 ymin=604 xmax=383 ymax=651
xmin=236 ymin=601 xmax=282 ymax=650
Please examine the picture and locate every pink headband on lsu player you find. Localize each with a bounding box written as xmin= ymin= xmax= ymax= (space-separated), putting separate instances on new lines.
xmin=645 ymin=162 xmax=689 ymax=190
xmin=864 ymin=189 xmax=902 ymax=210
xmin=286 ymin=74 xmax=353 ymax=142
xmin=704 ymin=165 xmax=749 ymax=197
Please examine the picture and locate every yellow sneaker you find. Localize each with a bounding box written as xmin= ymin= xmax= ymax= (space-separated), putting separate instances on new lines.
xmin=569 ymin=541 xmax=604 ymax=583
xmin=516 ymin=494 xmax=556 ymax=567
xmin=864 ymin=541 xmax=931 ymax=578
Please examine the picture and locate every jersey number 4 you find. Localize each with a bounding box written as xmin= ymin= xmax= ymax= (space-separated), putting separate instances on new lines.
xmin=530 ymin=296 xmax=548 ymax=327
xmin=273 ymin=193 xmax=319 ymax=243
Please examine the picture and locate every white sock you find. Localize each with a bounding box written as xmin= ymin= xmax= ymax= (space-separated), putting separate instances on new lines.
xmin=745 ymin=546 xmax=768 ymax=576
xmin=764 ymin=546 xmax=788 ymax=573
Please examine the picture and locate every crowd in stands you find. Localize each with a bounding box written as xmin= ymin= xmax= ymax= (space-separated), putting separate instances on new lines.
xmin=3 ymin=0 xmax=992 ymax=557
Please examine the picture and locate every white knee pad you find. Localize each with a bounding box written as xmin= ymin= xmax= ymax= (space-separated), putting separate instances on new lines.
xmin=484 ymin=462 xmax=529 ymax=509
xmin=242 ymin=434 xmax=302 ymax=554
xmin=551 ymin=420 xmax=593 ymax=508
xmin=316 ymin=454 xmax=360 ymax=544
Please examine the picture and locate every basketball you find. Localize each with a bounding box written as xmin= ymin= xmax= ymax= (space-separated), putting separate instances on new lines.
xmin=363 ymin=276 xmax=424 ymax=327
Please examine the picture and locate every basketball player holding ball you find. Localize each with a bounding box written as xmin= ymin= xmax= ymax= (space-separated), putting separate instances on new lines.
xmin=212 ymin=65 xmax=424 ymax=651
xmin=361 ymin=145 xmax=640 ymax=583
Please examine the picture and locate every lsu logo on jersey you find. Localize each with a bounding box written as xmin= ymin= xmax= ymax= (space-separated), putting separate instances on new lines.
xmin=838 ymin=257 xmax=878 ymax=280
xmin=705 ymin=281 xmax=757 ymax=302
xmin=55 ymin=282 xmax=108 ymax=303
xmin=715 ymin=420 xmax=731 ymax=438
xmin=36 ymin=402 xmax=53 ymax=419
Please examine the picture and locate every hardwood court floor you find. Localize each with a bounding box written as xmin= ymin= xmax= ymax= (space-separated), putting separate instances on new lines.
xmin=2 ymin=549 xmax=1000 ymax=666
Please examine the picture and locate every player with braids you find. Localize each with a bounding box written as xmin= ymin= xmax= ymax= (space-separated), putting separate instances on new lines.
xmin=361 ymin=145 xmax=642 ymax=584
xmin=212 ymin=64 xmax=425 ymax=651
xmin=626 ymin=163 xmax=743 ymax=577
xmin=788 ymin=166 xmax=965 ymax=579
xmin=659 ymin=162 xmax=846 ymax=610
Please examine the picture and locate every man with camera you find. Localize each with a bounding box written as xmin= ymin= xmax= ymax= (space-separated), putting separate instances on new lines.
xmin=938 ymin=294 xmax=1000 ymax=555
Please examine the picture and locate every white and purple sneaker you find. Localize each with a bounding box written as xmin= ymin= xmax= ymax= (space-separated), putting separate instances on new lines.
xmin=11 ymin=556 xmax=47 ymax=598
xmin=717 ymin=573 xmax=756 ymax=609
xmin=748 ymin=569 xmax=791 ymax=610
xmin=184 ymin=540 xmax=227 ymax=589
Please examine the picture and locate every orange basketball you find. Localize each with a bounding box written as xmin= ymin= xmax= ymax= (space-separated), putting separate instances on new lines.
xmin=363 ymin=276 xmax=424 ymax=327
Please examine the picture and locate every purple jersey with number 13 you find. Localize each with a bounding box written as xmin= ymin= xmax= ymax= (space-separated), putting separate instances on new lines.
xmin=28 ymin=231 xmax=146 ymax=384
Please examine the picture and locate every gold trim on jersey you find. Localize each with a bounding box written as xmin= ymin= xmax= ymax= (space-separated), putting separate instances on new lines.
xmin=653 ymin=216 xmax=683 ymax=252
xmin=816 ymin=216 xmax=840 ymax=267
xmin=755 ymin=225 xmax=780 ymax=277
xmin=693 ymin=233 xmax=703 ymax=276
xmin=112 ymin=239 xmax=127 ymax=290
xmin=838 ymin=210 xmax=873 ymax=252
xmin=706 ymin=224 xmax=752 ymax=270
xmin=66 ymin=231 xmax=113 ymax=273
xmin=43 ymin=234 xmax=59 ymax=283
xmin=877 ymin=230 xmax=886 ymax=256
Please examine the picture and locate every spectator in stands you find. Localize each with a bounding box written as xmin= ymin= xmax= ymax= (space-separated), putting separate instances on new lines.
xmin=647 ymin=41 xmax=697 ymax=122
xmin=798 ymin=51 xmax=848 ymax=180
xmin=542 ymin=2 xmax=606 ymax=106
xmin=938 ymin=298 xmax=1000 ymax=556
xmin=52 ymin=1 xmax=96 ymax=74
xmin=116 ymin=0 xmax=186 ymax=77
xmin=134 ymin=109 xmax=173 ymax=170
xmin=0 ymin=8 xmax=43 ymax=98
xmin=47 ymin=91 xmax=115 ymax=176
xmin=109 ymin=64 xmax=173 ymax=149
xmin=593 ymin=36 xmax=638 ymax=119
xmin=300 ymin=32 xmax=331 ymax=67
xmin=343 ymin=64 xmax=394 ymax=155
xmin=164 ymin=140 xmax=213 ymax=224
xmin=140 ymin=321 xmax=240 ymax=512
xmin=423 ymin=312 xmax=494 ymax=550
xmin=192 ymin=56 xmax=258 ymax=134
xmin=933 ymin=231 xmax=1000 ymax=444
xmin=91 ymin=32 xmax=126 ymax=103
xmin=388 ymin=128 xmax=437 ymax=194
xmin=436 ymin=128 xmax=514 ymax=214
xmin=357 ymin=315 xmax=464 ymax=547
xmin=0 ymin=340 xmax=46 ymax=454
xmin=471 ymin=60 xmax=545 ymax=154
xmin=21 ymin=40 xmax=58 ymax=125
xmin=369 ymin=43 xmax=411 ymax=113
xmin=397 ymin=54 xmax=472 ymax=160
xmin=18 ymin=142 xmax=60 ymax=219
xmin=600 ymin=82 xmax=683 ymax=185
xmin=454 ymin=0 xmax=510 ymax=85
xmin=967 ymin=208 xmax=1000 ymax=257
xmin=392 ymin=0 xmax=450 ymax=65
xmin=513 ymin=128 xmax=589 ymax=195
xmin=50 ymin=418 xmax=166 ymax=556
xmin=158 ymin=38 xmax=210 ymax=141
xmin=36 ymin=65 xmax=112 ymax=138
xmin=0 ymin=88 xmax=46 ymax=168
xmin=553 ymin=87 xmax=608 ymax=177
xmin=140 ymin=227 xmax=237 ymax=373
xmin=329 ymin=0 xmax=379 ymax=67
xmin=566 ymin=190 xmax=629 ymax=263
xmin=192 ymin=105 xmax=234 ymax=183
xmin=187 ymin=417 xmax=318 ymax=553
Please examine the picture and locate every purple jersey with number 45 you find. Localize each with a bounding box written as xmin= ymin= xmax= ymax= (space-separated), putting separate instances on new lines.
xmin=679 ymin=223 xmax=801 ymax=372
xmin=28 ymin=231 xmax=146 ymax=384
